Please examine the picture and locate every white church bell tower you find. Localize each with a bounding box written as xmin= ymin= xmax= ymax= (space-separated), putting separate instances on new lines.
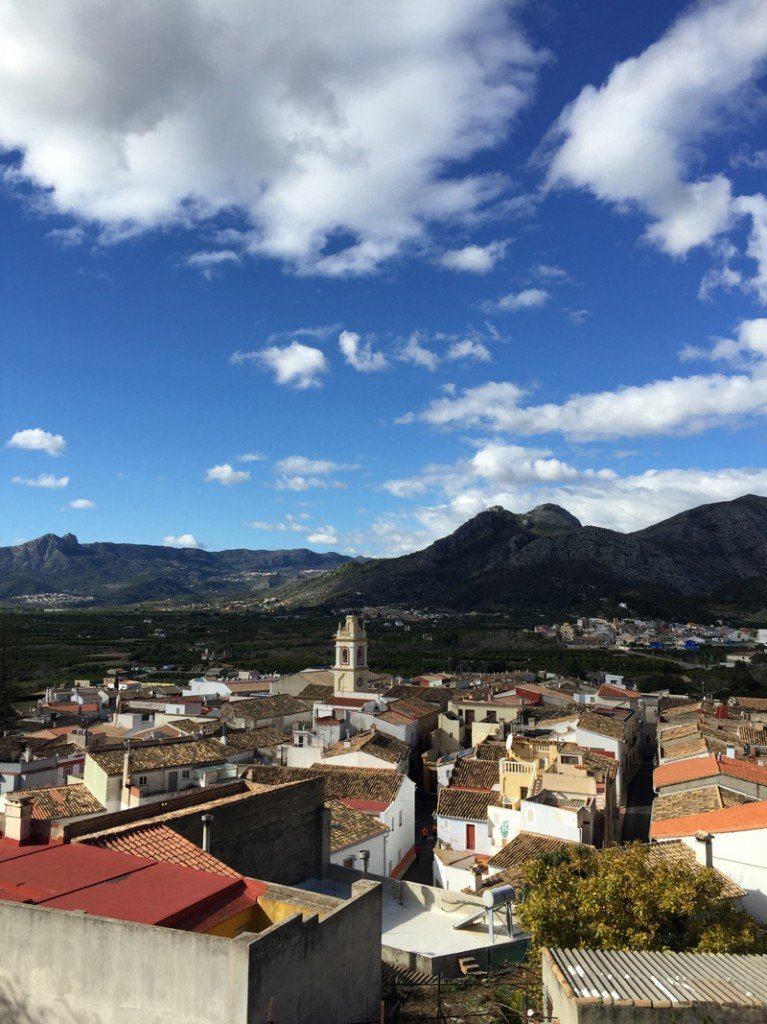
xmin=333 ymin=615 xmax=371 ymax=694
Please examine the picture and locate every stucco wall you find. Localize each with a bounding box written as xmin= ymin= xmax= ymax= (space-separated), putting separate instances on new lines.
xmin=0 ymin=880 xmax=381 ymax=1024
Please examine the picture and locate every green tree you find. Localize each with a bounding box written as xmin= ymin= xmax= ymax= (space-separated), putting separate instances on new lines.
xmin=0 ymin=613 xmax=21 ymax=730
xmin=517 ymin=842 xmax=765 ymax=955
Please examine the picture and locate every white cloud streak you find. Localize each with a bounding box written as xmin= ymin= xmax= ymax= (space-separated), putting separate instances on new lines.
xmin=13 ymin=473 xmax=69 ymax=489
xmin=481 ymin=287 xmax=550 ymax=313
xmin=439 ymin=240 xmax=508 ymax=273
xmin=232 ymin=342 xmax=329 ymax=389
xmin=68 ymin=498 xmax=95 ymax=509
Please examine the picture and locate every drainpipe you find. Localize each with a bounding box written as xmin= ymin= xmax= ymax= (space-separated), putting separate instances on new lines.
xmin=201 ymin=813 xmax=213 ymax=853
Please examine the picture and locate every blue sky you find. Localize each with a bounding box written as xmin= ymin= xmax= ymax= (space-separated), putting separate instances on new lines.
xmin=2 ymin=0 xmax=767 ymax=556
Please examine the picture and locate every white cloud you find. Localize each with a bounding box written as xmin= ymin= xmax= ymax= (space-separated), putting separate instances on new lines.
xmin=275 ymin=454 xmax=357 ymax=491
xmin=481 ymin=287 xmax=550 ymax=313
xmin=13 ymin=473 xmax=69 ymax=489
xmin=338 ymin=330 xmax=388 ymax=372
xmin=46 ymin=225 xmax=85 ymax=247
xmin=546 ymin=0 xmax=767 ymax=299
xmin=163 ymin=533 xmax=200 ymax=548
xmin=238 ymin=452 xmax=266 ymax=463
xmin=532 ymin=263 xmax=568 ymax=280
xmin=6 ymin=428 xmax=66 ymax=456
xmin=68 ymin=498 xmax=95 ymax=509
xmin=403 ymin=321 xmax=767 ymax=440
xmin=0 ymin=2 xmax=544 ymax=275
xmin=439 ymin=240 xmax=508 ymax=273
xmin=205 ymin=463 xmax=250 ymax=486
xmin=446 ymin=339 xmax=491 ymax=363
xmin=396 ymin=333 xmax=440 ymax=371
xmin=244 ymin=520 xmax=273 ymax=530
xmin=306 ymin=526 xmax=339 ymax=545
xmin=184 ymin=249 xmax=240 ymax=279
xmin=233 ymin=342 xmax=329 ymax=389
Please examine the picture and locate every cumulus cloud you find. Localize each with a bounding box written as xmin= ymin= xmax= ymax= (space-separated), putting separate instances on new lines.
xmin=306 ymin=526 xmax=339 ymax=545
xmin=481 ymin=287 xmax=550 ymax=313
xmin=402 ymin=321 xmax=767 ymax=440
xmin=6 ymin=428 xmax=66 ymax=456
xmin=445 ymin=339 xmax=491 ymax=363
xmin=439 ymin=240 xmax=508 ymax=273
xmin=546 ymin=0 xmax=767 ymax=300
xmin=0 ymin=1 xmax=544 ymax=275
xmin=396 ymin=333 xmax=440 ymax=371
xmin=232 ymin=342 xmax=329 ymax=389
xmin=237 ymin=452 xmax=266 ymax=463
xmin=205 ymin=463 xmax=250 ymax=486
xmin=338 ymin=330 xmax=388 ymax=373
xmin=163 ymin=533 xmax=200 ymax=548
xmin=12 ymin=474 xmax=69 ymax=489
xmin=68 ymin=498 xmax=95 ymax=509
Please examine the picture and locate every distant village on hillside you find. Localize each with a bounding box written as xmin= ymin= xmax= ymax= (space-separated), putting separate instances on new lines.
xmin=1 ymin=613 xmax=767 ymax=1019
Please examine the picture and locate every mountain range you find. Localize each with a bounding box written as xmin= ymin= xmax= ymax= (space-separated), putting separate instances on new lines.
xmin=0 ymin=533 xmax=354 ymax=605
xmin=3 ymin=495 xmax=767 ymax=619
xmin=277 ymin=494 xmax=767 ymax=621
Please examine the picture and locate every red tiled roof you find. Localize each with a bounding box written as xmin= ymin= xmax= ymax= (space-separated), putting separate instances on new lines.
xmin=598 ymin=683 xmax=642 ymax=700
xmin=650 ymin=798 xmax=767 ymax=839
xmin=654 ymin=753 xmax=767 ymax=790
xmin=326 ymin=696 xmax=372 ymax=707
xmin=83 ymin=822 xmax=240 ymax=877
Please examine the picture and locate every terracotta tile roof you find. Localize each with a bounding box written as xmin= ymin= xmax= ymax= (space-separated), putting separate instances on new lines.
xmin=323 ymin=729 xmax=409 ymax=765
xmin=731 ymin=697 xmax=767 ymax=712
xmin=655 ymin=753 xmax=767 ymax=790
xmin=558 ymin=744 xmax=618 ymax=778
xmin=650 ymin=797 xmax=767 ymax=838
xmin=475 ymin=740 xmax=507 ymax=761
xmin=488 ymin=831 xmax=579 ymax=876
xmin=297 ymin=683 xmax=335 ymax=701
xmin=170 ymin=718 xmax=220 ymax=736
xmin=223 ymin=695 xmax=310 ymax=722
xmin=385 ymin=684 xmax=449 ymax=706
xmin=739 ymin=725 xmax=767 ymax=746
xmin=654 ymin=754 xmax=720 ymax=789
xmin=437 ymin=788 xmax=499 ymax=821
xmin=577 ymin=710 xmax=628 ymax=741
xmin=448 ymin=758 xmax=500 ymax=790
xmin=645 ymin=840 xmax=745 ymax=899
xmin=327 ymin=799 xmax=388 ymax=852
xmin=597 ymin=683 xmax=642 ymax=700
xmin=659 ymin=721 xmax=700 ymax=743
xmin=651 ymin=785 xmax=738 ymax=822
xmin=8 ymin=784 xmax=105 ymax=821
xmin=223 ymin=726 xmax=288 ymax=752
xmin=661 ymin=738 xmax=710 ymax=762
xmin=83 ymin=822 xmax=240 ymax=877
xmin=88 ymin=739 xmax=226 ymax=776
xmin=384 ymin=697 xmax=437 ymax=720
xmin=660 ymin=700 xmax=702 ymax=721
xmin=376 ymin=710 xmax=413 ymax=727
xmin=245 ymin=763 xmax=405 ymax=805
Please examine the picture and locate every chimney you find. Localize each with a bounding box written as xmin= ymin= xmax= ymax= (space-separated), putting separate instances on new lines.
xmin=122 ymin=741 xmax=132 ymax=791
xmin=358 ymin=848 xmax=370 ymax=877
xmin=5 ymin=796 xmax=33 ymax=844
xmin=471 ymin=863 xmax=484 ymax=893
xmin=201 ymin=813 xmax=213 ymax=853
xmin=695 ymin=831 xmax=713 ymax=868
xmin=219 ymin=723 xmax=228 ymax=747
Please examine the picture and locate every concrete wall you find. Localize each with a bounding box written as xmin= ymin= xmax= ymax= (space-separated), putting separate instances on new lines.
xmin=169 ymin=777 xmax=329 ymax=885
xmin=246 ymin=880 xmax=382 ymax=1024
xmin=677 ymin=828 xmax=767 ymax=922
xmin=0 ymin=880 xmax=381 ymax=1024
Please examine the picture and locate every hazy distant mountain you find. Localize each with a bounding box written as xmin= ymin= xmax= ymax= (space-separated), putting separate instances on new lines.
xmin=0 ymin=533 xmax=356 ymax=605
xmin=278 ymin=495 xmax=767 ymax=621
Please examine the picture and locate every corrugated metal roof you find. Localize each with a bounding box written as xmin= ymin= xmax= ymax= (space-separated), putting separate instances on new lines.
xmin=545 ymin=947 xmax=767 ymax=1008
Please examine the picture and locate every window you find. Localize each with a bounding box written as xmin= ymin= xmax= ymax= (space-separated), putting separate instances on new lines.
xmin=343 ymin=856 xmax=354 ymax=869
xmin=137 ymin=775 xmax=148 ymax=786
xmin=398 ymin=809 xmax=402 ymax=826
xmin=181 ymin=770 xmax=190 ymax=780
xmin=466 ymin=823 xmax=476 ymax=849
xmin=341 ymin=647 xmax=349 ymax=663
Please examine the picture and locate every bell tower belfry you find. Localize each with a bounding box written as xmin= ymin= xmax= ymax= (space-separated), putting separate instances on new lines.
xmin=333 ymin=615 xmax=371 ymax=694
